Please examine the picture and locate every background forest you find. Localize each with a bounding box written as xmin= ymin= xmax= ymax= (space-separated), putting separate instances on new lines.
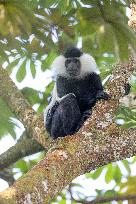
xmin=0 ymin=0 xmax=136 ymax=203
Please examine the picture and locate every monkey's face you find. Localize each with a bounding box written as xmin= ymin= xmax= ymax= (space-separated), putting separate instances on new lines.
xmin=65 ymin=58 xmax=81 ymax=77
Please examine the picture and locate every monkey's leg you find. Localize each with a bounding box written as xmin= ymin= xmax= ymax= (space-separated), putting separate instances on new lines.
xmin=51 ymin=94 xmax=81 ymax=139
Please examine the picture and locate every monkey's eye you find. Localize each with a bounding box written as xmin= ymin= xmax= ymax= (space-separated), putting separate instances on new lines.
xmin=65 ymin=59 xmax=71 ymax=65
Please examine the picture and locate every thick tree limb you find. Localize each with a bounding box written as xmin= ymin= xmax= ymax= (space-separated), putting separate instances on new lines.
xmin=0 ymin=126 xmax=136 ymax=203
xmin=71 ymin=194 xmax=136 ymax=204
xmin=0 ymin=132 xmax=44 ymax=169
xmin=0 ymin=66 xmax=51 ymax=147
xmin=0 ymin=168 xmax=15 ymax=186
xmin=0 ymin=59 xmax=136 ymax=203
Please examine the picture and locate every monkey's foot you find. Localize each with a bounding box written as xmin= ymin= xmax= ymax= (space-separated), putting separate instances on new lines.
xmin=96 ymin=91 xmax=110 ymax=101
xmin=124 ymin=83 xmax=131 ymax=95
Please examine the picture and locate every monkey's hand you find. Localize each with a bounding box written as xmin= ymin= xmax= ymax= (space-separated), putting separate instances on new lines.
xmin=58 ymin=93 xmax=76 ymax=102
xmin=96 ymin=91 xmax=109 ymax=101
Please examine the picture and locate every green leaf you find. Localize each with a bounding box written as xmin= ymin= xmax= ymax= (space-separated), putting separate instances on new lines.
xmin=71 ymin=201 xmax=77 ymax=204
xmin=111 ymin=21 xmax=136 ymax=60
xmin=42 ymin=52 xmax=57 ymax=71
xmin=113 ymin=165 xmax=122 ymax=184
xmin=14 ymin=159 xmax=28 ymax=174
xmin=122 ymin=121 xmax=136 ymax=129
xmin=7 ymin=58 xmax=20 ymax=74
xmin=113 ymin=27 xmax=129 ymax=61
xmin=104 ymin=189 xmax=116 ymax=197
xmin=91 ymin=167 xmax=104 ymax=180
xmin=58 ymin=199 xmax=66 ymax=204
xmin=105 ymin=164 xmax=113 ymax=184
xmin=16 ymin=58 xmax=26 ymax=82
xmin=21 ymin=87 xmax=41 ymax=105
xmin=37 ymin=104 xmax=44 ymax=114
xmin=99 ymin=23 xmax=116 ymax=53
xmin=95 ymin=189 xmax=103 ymax=196
xmin=0 ymin=98 xmax=16 ymax=139
xmin=122 ymin=160 xmax=131 ymax=175
xmin=41 ymin=81 xmax=54 ymax=108
xmin=30 ymin=61 xmax=36 ymax=78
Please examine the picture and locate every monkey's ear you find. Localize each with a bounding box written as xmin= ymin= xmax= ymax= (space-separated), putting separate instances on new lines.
xmin=51 ymin=55 xmax=66 ymax=76
xmin=80 ymin=54 xmax=100 ymax=75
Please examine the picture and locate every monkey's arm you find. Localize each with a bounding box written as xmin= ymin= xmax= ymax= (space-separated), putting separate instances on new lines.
xmin=92 ymin=73 xmax=109 ymax=100
xmin=76 ymin=109 xmax=91 ymax=132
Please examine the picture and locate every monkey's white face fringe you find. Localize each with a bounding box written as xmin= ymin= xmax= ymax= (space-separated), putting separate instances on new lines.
xmin=80 ymin=54 xmax=99 ymax=75
xmin=51 ymin=54 xmax=99 ymax=78
xmin=51 ymin=55 xmax=66 ymax=77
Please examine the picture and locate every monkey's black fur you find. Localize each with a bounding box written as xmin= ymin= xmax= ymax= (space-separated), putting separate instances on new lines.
xmin=124 ymin=83 xmax=131 ymax=95
xmin=64 ymin=47 xmax=83 ymax=58
xmin=57 ymin=74 xmax=104 ymax=113
xmin=50 ymin=94 xmax=82 ymax=138
xmin=44 ymin=47 xmax=109 ymax=139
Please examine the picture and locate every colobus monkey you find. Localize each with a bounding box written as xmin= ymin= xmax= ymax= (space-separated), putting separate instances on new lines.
xmin=44 ymin=47 xmax=109 ymax=139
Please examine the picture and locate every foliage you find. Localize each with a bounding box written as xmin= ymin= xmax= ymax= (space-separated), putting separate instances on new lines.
xmin=52 ymin=157 xmax=136 ymax=204
xmin=0 ymin=98 xmax=16 ymax=138
xmin=0 ymin=0 xmax=136 ymax=203
xmin=0 ymin=0 xmax=135 ymax=79
xmin=13 ymin=151 xmax=45 ymax=175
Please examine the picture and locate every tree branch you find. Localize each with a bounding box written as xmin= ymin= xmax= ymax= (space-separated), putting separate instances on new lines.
xmin=128 ymin=3 xmax=136 ymax=31
xmin=0 ymin=66 xmax=51 ymax=148
xmin=129 ymin=1 xmax=136 ymax=5
xmin=0 ymin=168 xmax=15 ymax=186
xmin=1 ymin=125 xmax=136 ymax=203
xmin=71 ymin=194 xmax=136 ymax=204
xmin=0 ymin=58 xmax=136 ymax=203
xmin=0 ymin=132 xmax=45 ymax=169
xmin=68 ymin=183 xmax=136 ymax=203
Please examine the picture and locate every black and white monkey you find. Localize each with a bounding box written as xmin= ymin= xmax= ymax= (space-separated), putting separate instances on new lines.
xmin=44 ymin=47 xmax=109 ymax=139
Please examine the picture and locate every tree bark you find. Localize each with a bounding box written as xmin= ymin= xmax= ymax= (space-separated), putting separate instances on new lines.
xmin=0 ymin=132 xmax=44 ymax=169
xmin=0 ymin=168 xmax=15 ymax=186
xmin=128 ymin=3 xmax=136 ymax=31
xmin=0 ymin=57 xmax=136 ymax=203
xmin=0 ymin=125 xmax=136 ymax=203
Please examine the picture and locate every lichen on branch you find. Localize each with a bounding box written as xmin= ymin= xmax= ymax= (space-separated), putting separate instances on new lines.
xmin=128 ymin=3 xmax=136 ymax=31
